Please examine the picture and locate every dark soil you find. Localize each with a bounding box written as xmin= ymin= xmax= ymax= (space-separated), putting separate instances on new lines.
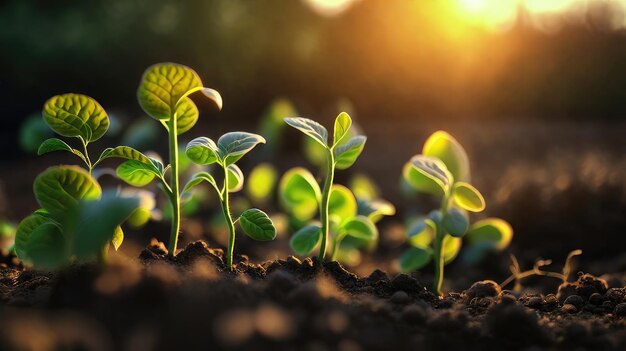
xmin=0 ymin=240 xmax=624 ymax=351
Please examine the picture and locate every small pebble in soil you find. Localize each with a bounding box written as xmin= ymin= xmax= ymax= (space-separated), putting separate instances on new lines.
xmin=465 ymin=280 xmax=501 ymax=300
xmin=588 ymin=292 xmax=605 ymax=305
xmin=562 ymin=304 xmax=578 ymax=314
xmin=500 ymin=294 xmax=517 ymax=305
xmin=606 ymin=288 xmax=624 ymax=303
xmin=615 ymin=303 xmax=626 ymax=317
xmin=390 ymin=291 xmax=410 ymax=304
xmin=563 ymin=295 xmax=584 ymax=309
xmin=526 ymin=296 xmax=544 ymax=309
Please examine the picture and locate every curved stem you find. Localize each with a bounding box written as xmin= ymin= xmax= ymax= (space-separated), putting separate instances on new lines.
xmin=81 ymin=139 xmax=93 ymax=174
xmin=167 ymin=117 xmax=181 ymax=255
xmin=432 ymin=191 xmax=451 ymax=295
xmin=318 ymin=149 xmax=335 ymax=261
xmin=220 ymin=165 xmax=236 ymax=270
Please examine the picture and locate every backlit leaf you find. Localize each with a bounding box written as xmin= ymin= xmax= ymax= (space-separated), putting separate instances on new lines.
xmin=116 ymin=160 xmax=157 ymax=187
xmin=246 ymin=163 xmax=278 ymax=202
xmin=183 ymin=172 xmax=220 ymax=195
xmin=285 ymin=117 xmax=328 ymax=148
xmin=333 ymin=112 xmax=352 ymax=146
xmin=334 ymin=136 xmax=366 ymax=170
xmin=453 ymin=182 xmax=485 ymax=212
xmin=34 ymin=166 xmax=102 ymax=216
xmin=403 ymin=155 xmax=452 ymax=196
xmin=37 ymin=138 xmax=87 ymax=164
xmin=399 ymin=247 xmax=432 ymax=272
xmin=227 ymin=164 xmax=244 ymax=193
xmin=26 ymin=222 xmax=67 ymax=269
xmin=289 ymin=225 xmax=322 ymax=255
xmin=217 ymin=132 xmax=266 ymax=166
xmin=443 ymin=236 xmax=462 ymax=264
xmin=423 ymin=131 xmax=470 ymax=181
xmin=42 ymin=93 xmax=109 ymax=143
xmin=329 ymin=185 xmax=357 ymax=221
xmin=466 ymin=218 xmax=513 ymax=250
xmin=407 ymin=218 xmax=435 ymax=248
xmin=442 ymin=208 xmax=469 ymax=237
xmin=112 ymin=226 xmax=124 ymax=251
xmin=186 ymin=137 xmax=220 ymax=165
xmin=15 ymin=212 xmax=52 ymax=261
xmin=239 ymin=208 xmax=277 ymax=241
xmin=340 ymin=215 xmax=378 ymax=241
xmin=279 ymin=168 xmax=321 ymax=221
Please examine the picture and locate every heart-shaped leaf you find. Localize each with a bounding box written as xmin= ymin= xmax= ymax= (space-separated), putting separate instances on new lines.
xmin=15 ymin=211 xmax=52 ymax=261
xmin=399 ymin=247 xmax=432 ymax=272
xmin=334 ymin=136 xmax=366 ymax=170
xmin=246 ymin=163 xmax=278 ymax=202
xmin=406 ymin=218 xmax=436 ymax=248
xmin=340 ymin=215 xmax=378 ymax=241
xmin=186 ymin=137 xmax=220 ymax=165
xmin=466 ymin=218 xmax=513 ymax=250
xmin=329 ymin=185 xmax=357 ymax=221
xmin=116 ymin=160 xmax=157 ymax=187
xmin=26 ymin=222 xmax=68 ymax=269
xmin=442 ymin=207 xmax=469 ymax=237
xmin=34 ymin=166 xmax=102 ymax=216
xmin=423 ymin=131 xmax=470 ymax=182
xmin=227 ymin=164 xmax=244 ymax=193
xmin=289 ymin=224 xmax=322 ymax=255
xmin=239 ymin=208 xmax=276 ymax=241
xmin=285 ymin=117 xmax=328 ymax=148
xmin=42 ymin=94 xmax=109 ymax=143
xmin=403 ymin=155 xmax=452 ymax=196
xmin=357 ymin=198 xmax=395 ymax=223
xmin=37 ymin=138 xmax=87 ymax=163
xmin=453 ymin=182 xmax=485 ymax=212
xmin=137 ymin=63 xmax=202 ymax=121
xmin=217 ymin=132 xmax=266 ymax=166
xmin=333 ymin=112 xmax=352 ymax=146
xmin=279 ymin=168 xmax=321 ymax=221
xmin=183 ymin=172 xmax=220 ymax=195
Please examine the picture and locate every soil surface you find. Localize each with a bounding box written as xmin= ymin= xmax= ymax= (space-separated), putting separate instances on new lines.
xmin=0 ymin=240 xmax=624 ymax=351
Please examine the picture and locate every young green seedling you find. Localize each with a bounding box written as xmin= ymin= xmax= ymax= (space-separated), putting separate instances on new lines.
xmin=185 ymin=132 xmax=276 ymax=270
xmin=400 ymin=131 xmax=512 ymax=295
xmin=284 ymin=113 xmax=367 ymax=260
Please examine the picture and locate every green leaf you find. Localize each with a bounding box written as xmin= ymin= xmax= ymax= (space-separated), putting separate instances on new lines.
xmin=357 ymin=198 xmax=396 ymax=223
xmin=349 ymin=174 xmax=380 ymax=201
xmin=334 ymin=136 xmax=366 ymax=170
xmin=333 ymin=112 xmax=352 ymax=146
xmin=329 ymin=185 xmax=357 ymax=222
xmin=452 ymin=182 xmax=485 ymax=212
xmin=443 ymin=235 xmax=462 ymax=264
xmin=37 ymin=138 xmax=87 ymax=163
xmin=239 ymin=208 xmax=277 ymax=241
xmin=126 ymin=208 xmax=151 ymax=229
xmin=399 ymin=247 xmax=432 ymax=272
xmin=466 ymin=218 xmax=513 ymax=250
xmin=186 ymin=137 xmax=220 ymax=165
xmin=67 ymin=191 xmax=140 ymax=260
xmin=42 ymin=93 xmax=109 ymax=143
xmin=15 ymin=212 xmax=52 ymax=261
xmin=26 ymin=222 xmax=68 ymax=269
xmin=227 ymin=164 xmax=244 ymax=193
xmin=279 ymin=168 xmax=321 ymax=221
xmin=96 ymin=146 xmax=159 ymax=173
xmin=289 ymin=225 xmax=322 ymax=255
xmin=137 ymin=63 xmax=202 ymax=121
xmin=217 ymin=132 xmax=266 ymax=166
xmin=402 ymin=155 xmax=452 ymax=196
xmin=174 ymin=97 xmax=199 ymax=135
xmin=442 ymin=208 xmax=469 ymax=237
xmin=112 ymin=226 xmax=124 ymax=251
xmin=116 ymin=160 xmax=157 ymax=187
xmin=183 ymin=172 xmax=220 ymax=195
xmin=340 ymin=215 xmax=378 ymax=241
xmin=246 ymin=163 xmax=278 ymax=202
xmin=34 ymin=166 xmax=102 ymax=216
xmin=285 ymin=117 xmax=328 ymax=148
xmin=423 ymin=131 xmax=470 ymax=181
xmin=406 ymin=218 xmax=435 ymax=248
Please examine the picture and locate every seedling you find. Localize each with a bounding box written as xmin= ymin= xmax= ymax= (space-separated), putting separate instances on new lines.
xmin=284 ymin=113 xmax=367 ymax=260
xmin=15 ymin=166 xmax=139 ymax=268
xmin=400 ymin=131 xmax=513 ymax=295
xmin=185 ymin=132 xmax=276 ymax=270
xmin=501 ymin=249 xmax=582 ymax=291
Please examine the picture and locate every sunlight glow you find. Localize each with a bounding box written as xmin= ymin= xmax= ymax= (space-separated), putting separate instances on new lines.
xmin=456 ymin=0 xmax=518 ymax=32
xmin=303 ymin=0 xmax=360 ymax=17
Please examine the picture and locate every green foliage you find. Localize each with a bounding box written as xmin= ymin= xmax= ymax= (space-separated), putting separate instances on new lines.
xmin=42 ymin=93 xmax=109 ymax=143
xmin=246 ymin=163 xmax=278 ymax=204
xmin=186 ymin=131 xmax=275 ymax=269
xmin=400 ymin=131 xmax=513 ymax=294
xmin=19 ymin=114 xmax=53 ymax=153
xmin=284 ymin=112 xmax=368 ymax=260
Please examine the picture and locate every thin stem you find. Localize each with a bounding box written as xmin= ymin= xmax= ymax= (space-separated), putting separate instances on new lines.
xmin=220 ymin=165 xmax=236 ymax=270
xmin=432 ymin=191 xmax=451 ymax=295
xmin=81 ymin=139 xmax=93 ymax=174
xmin=318 ymin=149 xmax=335 ymax=261
xmin=167 ymin=117 xmax=181 ymax=255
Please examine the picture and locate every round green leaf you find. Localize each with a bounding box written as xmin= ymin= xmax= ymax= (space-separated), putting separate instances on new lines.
xmin=333 ymin=112 xmax=352 ymax=146
xmin=399 ymin=247 xmax=432 ymax=272
xmin=443 ymin=235 xmax=462 ymax=265
xmin=137 ymin=63 xmax=202 ymax=121
xmin=333 ymin=136 xmax=366 ymax=170
xmin=34 ymin=166 xmax=102 ymax=216
xmin=402 ymin=155 xmax=451 ymax=196
xmin=285 ymin=117 xmax=328 ymax=147
xmin=42 ymin=93 xmax=109 ymax=143
xmin=340 ymin=215 xmax=378 ymax=241
xmin=279 ymin=168 xmax=321 ymax=221
xmin=246 ymin=163 xmax=278 ymax=202
xmin=329 ymin=185 xmax=357 ymax=222
xmin=15 ymin=212 xmax=51 ymax=261
xmin=217 ymin=132 xmax=266 ymax=166
xmin=442 ymin=208 xmax=469 ymax=238
xmin=227 ymin=164 xmax=244 ymax=193
xmin=453 ymin=182 xmax=485 ymax=212
xmin=289 ymin=225 xmax=322 ymax=255
xmin=27 ymin=222 xmax=68 ymax=269
xmin=116 ymin=160 xmax=157 ymax=187
xmin=239 ymin=208 xmax=277 ymax=241
xmin=174 ymin=97 xmax=199 ymax=135
xmin=406 ymin=218 xmax=435 ymax=248
xmin=186 ymin=137 xmax=220 ymax=165
xmin=357 ymin=198 xmax=395 ymax=223
xmin=423 ymin=131 xmax=470 ymax=181
xmin=466 ymin=218 xmax=513 ymax=250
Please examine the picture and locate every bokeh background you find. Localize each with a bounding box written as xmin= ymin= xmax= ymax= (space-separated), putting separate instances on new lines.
xmin=1 ymin=0 xmax=625 ymax=288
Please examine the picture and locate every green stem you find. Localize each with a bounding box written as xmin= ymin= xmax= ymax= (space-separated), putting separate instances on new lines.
xmin=220 ymin=165 xmax=236 ymax=270
xmin=319 ymin=150 xmax=335 ymax=261
xmin=167 ymin=117 xmax=181 ymax=255
xmin=81 ymin=139 xmax=93 ymax=174
xmin=432 ymin=192 xmax=451 ymax=295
